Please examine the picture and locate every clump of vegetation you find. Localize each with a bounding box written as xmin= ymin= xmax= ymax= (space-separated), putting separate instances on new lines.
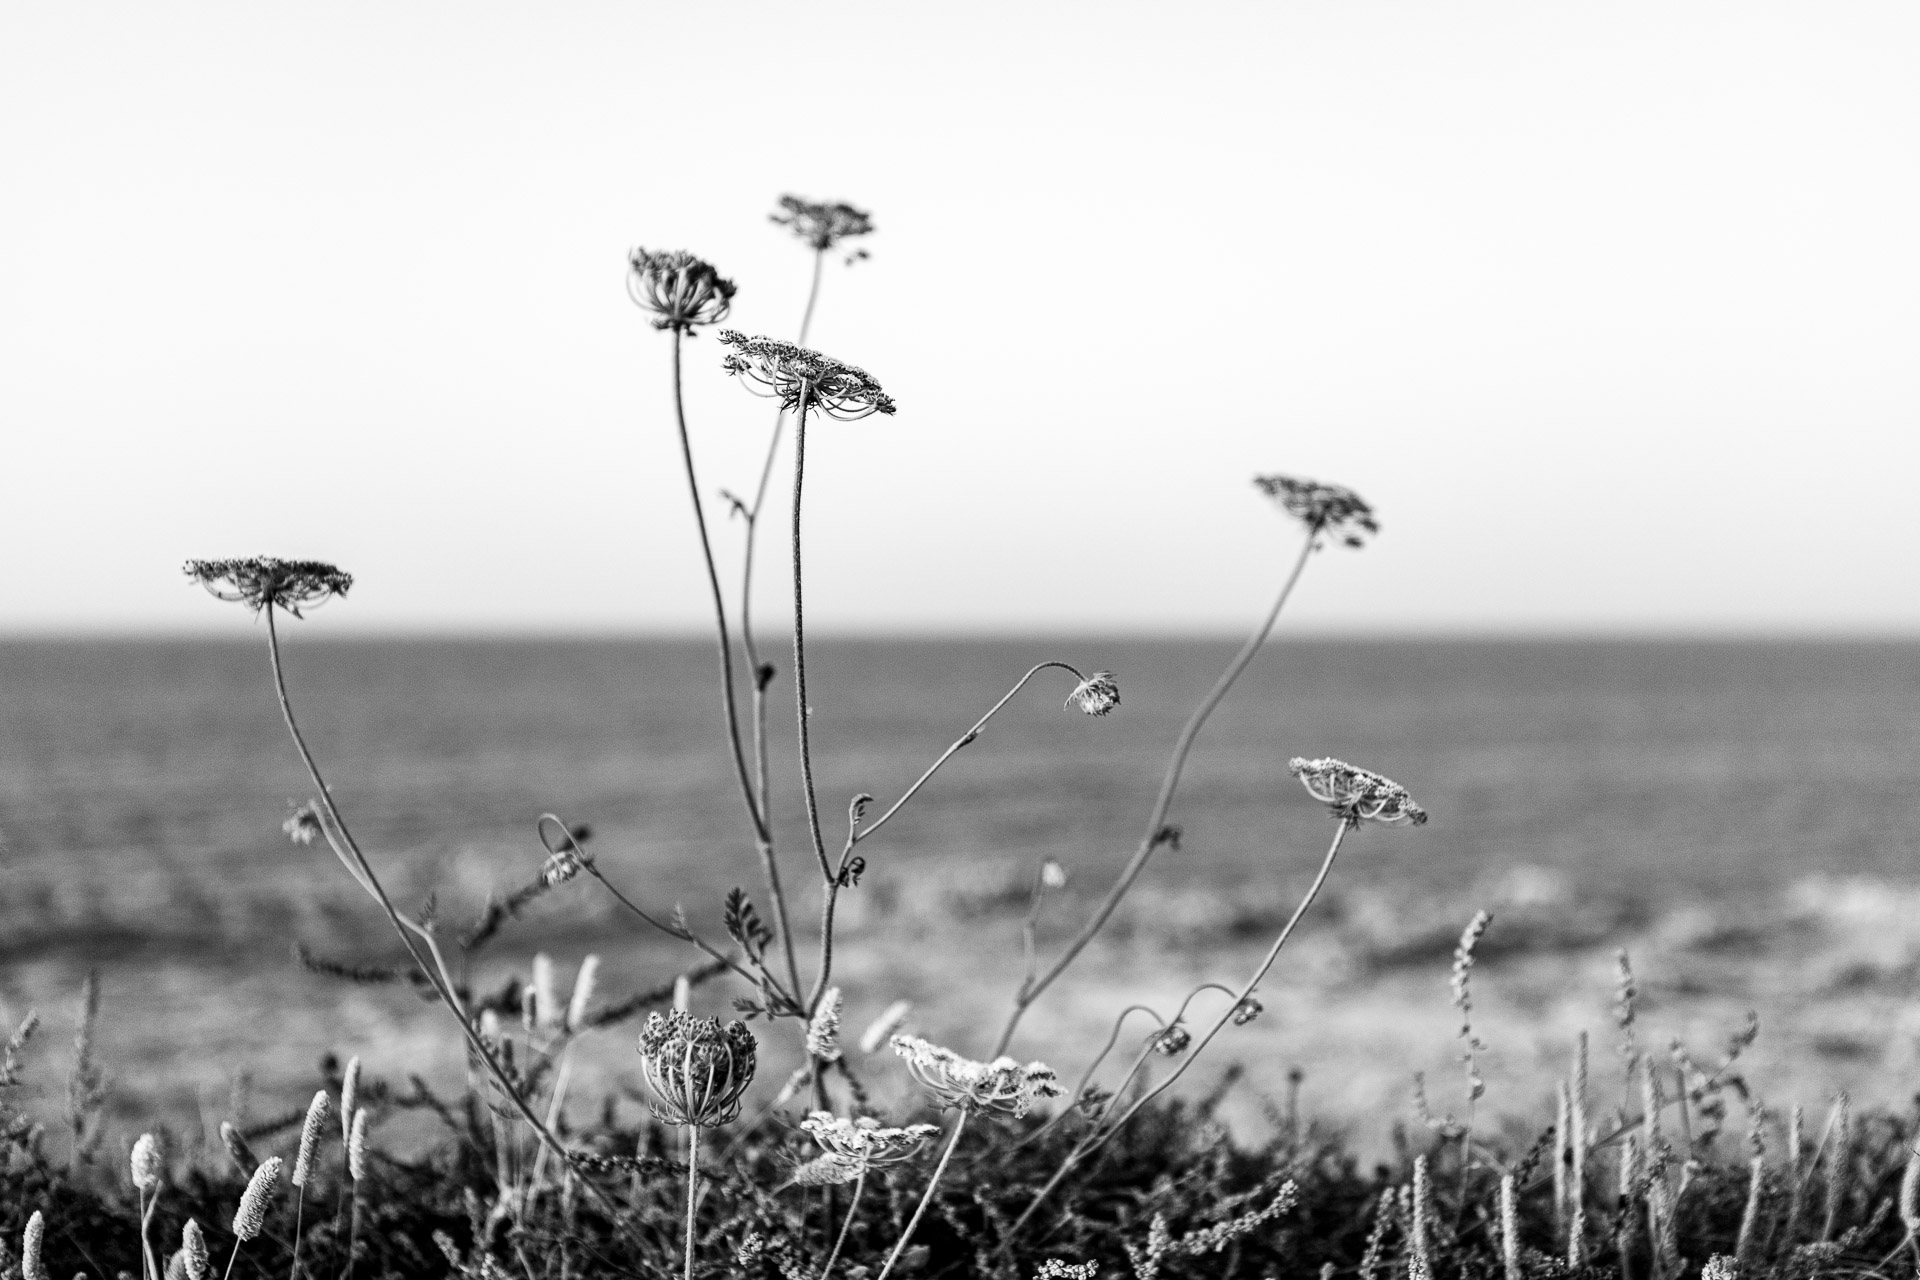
xmin=9 ymin=192 xmax=1917 ymax=1279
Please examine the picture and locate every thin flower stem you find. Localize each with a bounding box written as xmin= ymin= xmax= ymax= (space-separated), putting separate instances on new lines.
xmin=991 ymin=524 xmax=1321 ymax=1057
xmin=222 ymin=1242 xmax=241 ymax=1280
xmin=138 ymin=1187 xmax=158 ymax=1280
xmin=876 ymin=1112 xmax=968 ymax=1280
xmin=684 ymin=1125 xmax=700 ymax=1280
xmin=290 ymin=1185 xmax=306 ymax=1280
xmin=1007 ymin=819 xmax=1350 ymax=1241
xmin=578 ymin=860 xmax=795 ymax=1010
xmin=789 ymin=397 xmax=833 ymax=884
xmin=259 ymin=610 xmax=600 ymax=1204
xmin=819 ymin=1165 xmax=866 ymax=1280
xmin=855 ymin=662 xmax=1088 ymax=846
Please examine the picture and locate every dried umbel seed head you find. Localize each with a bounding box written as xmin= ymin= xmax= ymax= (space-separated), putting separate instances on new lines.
xmin=626 ymin=248 xmax=737 ymax=331
xmin=636 ymin=1011 xmax=758 ymax=1127
xmin=1064 ymin=672 xmax=1120 ymax=717
xmin=22 ymin=1210 xmax=47 ymax=1280
xmin=181 ymin=1219 xmax=208 ymax=1280
xmin=183 ymin=558 xmax=353 ymax=617
xmin=1252 ymin=476 xmax=1380 ymax=548
xmin=1153 ymin=1025 xmax=1192 ymax=1056
xmin=232 ymin=1155 xmax=282 ymax=1241
xmin=1288 ymin=757 xmax=1428 ymax=827
xmin=806 ymin=988 xmax=843 ymax=1063
xmin=131 ymin=1131 xmax=164 ymax=1190
xmin=1037 ymin=1262 xmax=1099 ymax=1280
xmin=770 ymin=195 xmax=875 ymax=259
xmin=1231 ymin=996 xmax=1264 ymax=1026
xmin=283 ymin=802 xmax=323 ymax=846
xmin=292 ymin=1090 xmax=328 ymax=1188
xmin=890 ymin=1035 xmax=1063 ymax=1118
xmin=802 ymin=1111 xmax=940 ymax=1171
xmin=717 ymin=330 xmax=896 ymax=419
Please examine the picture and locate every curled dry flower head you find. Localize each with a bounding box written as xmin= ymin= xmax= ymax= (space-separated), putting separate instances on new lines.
xmin=1252 ymin=476 xmax=1380 ymax=548
xmin=283 ymin=802 xmax=322 ymax=846
xmin=637 ymin=1010 xmax=758 ymax=1127
xmin=1040 ymin=860 xmax=1069 ymax=890
xmin=232 ymin=1155 xmax=282 ymax=1241
xmin=182 ymin=558 xmax=353 ymax=617
xmin=717 ymin=330 xmax=895 ymax=419
xmin=626 ymin=248 xmax=737 ymax=331
xmin=1288 ymin=757 xmax=1427 ymax=827
xmin=1064 ymin=671 xmax=1120 ymax=717
xmin=770 ymin=195 xmax=875 ymax=260
xmin=890 ymin=1035 xmax=1062 ymax=1118
xmin=1232 ymin=996 xmax=1263 ymax=1027
xmin=131 ymin=1131 xmax=163 ymax=1190
xmin=292 ymin=1090 xmax=328 ymax=1188
xmin=1152 ymin=1025 xmax=1192 ymax=1056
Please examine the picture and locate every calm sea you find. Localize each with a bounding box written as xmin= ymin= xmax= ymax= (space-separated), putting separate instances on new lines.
xmin=4 ymin=637 xmax=1919 ymax=960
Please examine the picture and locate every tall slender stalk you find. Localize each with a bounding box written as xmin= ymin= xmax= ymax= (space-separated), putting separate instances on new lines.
xmin=819 ymin=1165 xmax=866 ymax=1280
xmin=991 ymin=525 xmax=1321 ymax=1056
xmin=876 ymin=1113 xmax=968 ymax=1280
xmin=1007 ymin=817 xmax=1351 ymax=1239
xmin=259 ymin=609 xmax=594 ymax=1200
xmin=788 ymin=396 xmax=833 ymax=887
xmin=668 ymin=326 xmax=805 ymax=1001
xmin=683 ymin=1126 xmax=700 ymax=1280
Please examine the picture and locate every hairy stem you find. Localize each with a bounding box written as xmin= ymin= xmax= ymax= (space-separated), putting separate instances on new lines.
xmin=991 ymin=524 xmax=1320 ymax=1057
xmin=819 ymin=1165 xmax=866 ymax=1280
xmin=877 ymin=1112 xmax=968 ymax=1280
xmin=684 ymin=1125 xmax=700 ymax=1280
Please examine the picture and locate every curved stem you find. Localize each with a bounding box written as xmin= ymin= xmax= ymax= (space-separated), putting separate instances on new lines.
xmin=578 ymin=860 xmax=794 ymax=1010
xmin=684 ymin=1125 xmax=700 ymax=1280
xmin=855 ymin=662 xmax=1087 ymax=846
xmin=819 ymin=1165 xmax=866 ymax=1280
xmin=1007 ymin=819 xmax=1351 ymax=1240
xmin=991 ymin=524 xmax=1321 ymax=1057
xmin=876 ymin=1112 xmax=968 ymax=1280
xmin=260 ymin=610 xmax=588 ymax=1185
xmin=789 ymin=398 xmax=832 ymax=882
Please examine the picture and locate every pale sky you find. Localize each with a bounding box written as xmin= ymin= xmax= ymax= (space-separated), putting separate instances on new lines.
xmin=3 ymin=1 xmax=1916 ymax=634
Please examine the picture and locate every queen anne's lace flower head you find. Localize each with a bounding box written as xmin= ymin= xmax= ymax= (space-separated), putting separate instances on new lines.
xmin=717 ymin=331 xmax=895 ymax=419
xmin=802 ymin=1111 xmax=939 ymax=1171
xmin=1065 ymin=672 xmax=1120 ymax=717
xmin=1252 ymin=476 xmax=1379 ymax=548
xmin=890 ymin=1035 xmax=1062 ymax=1117
xmin=183 ymin=558 xmax=353 ymax=617
xmin=637 ymin=1011 xmax=758 ymax=1127
xmin=770 ymin=196 xmax=875 ymax=260
xmin=1288 ymin=757 xmax=1428 ymax=827
xmin=626 ymin=248 xmax=737 ymax=331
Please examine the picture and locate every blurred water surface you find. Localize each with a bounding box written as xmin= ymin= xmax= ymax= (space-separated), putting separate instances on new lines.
xmin=2 ymin=637 xmax=1918 ymax=1136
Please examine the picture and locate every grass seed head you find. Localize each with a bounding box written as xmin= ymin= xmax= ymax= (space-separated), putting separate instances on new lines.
xmin=339 ymin=1055 xmax=360 ymax=1144
xmin=626 ymin=248 xmax=737 ymax=331
xmin=806 ymin=988 xmax=844 ymax=1063
xmin=22 ymin=1210 xmax=46 ymax=1280
xmin=1252 ymin=475 xmax=1380 ymax=547
xmin=292 ymin=1089 xmax=328 ymax=1187
xmin=182 ymin=558 xmax=352 ymax=617
xmin=181 ymin=1220 xmax=207 ymax=1280
xmin=889 ymin=1035 xmax=1062 ymax=1117
xmin=637 ymin=1011 xmax=758 ymax=1127
xmin=347 ymin=1108 xmax=369 ymax=1182
xmin=131 ymin=1131 xmax=163 ymax=1191
xmin=859 ymin=1000 xmax=913 ymax=1054
xmin=717 ymin=330 xmax=895 ymax=418
xmin=566 ymin=955 xmax=600 ymax=1032
xmin=1288 ymin=757 xmax=1428 ymax=827
xmin=770 ymin=195 xmax=874 ymax=260
xmin=232 ymin=1155 xmax=281 ymax=1241
xmin=1064 ymin=672 xmax=1120 ymax=717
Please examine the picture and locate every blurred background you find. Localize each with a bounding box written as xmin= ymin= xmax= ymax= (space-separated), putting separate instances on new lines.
xmin=2 ymin=1 xmax=1918 ymax=1154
